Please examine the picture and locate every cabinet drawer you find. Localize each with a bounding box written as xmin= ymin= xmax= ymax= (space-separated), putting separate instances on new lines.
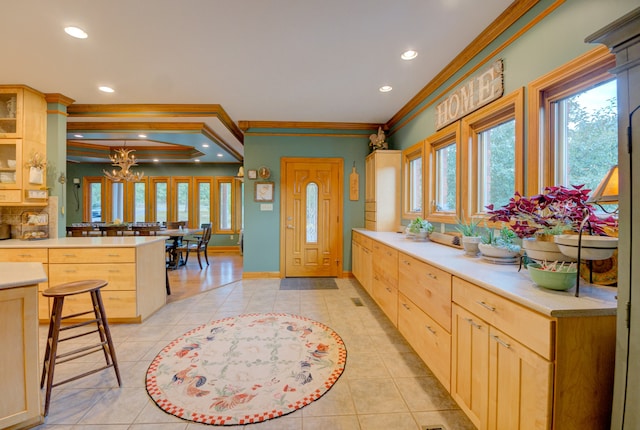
xmin=372 ymin=241 xmax=398 ymax=286
xmin=365 ymin=220 xmax=376 ymax=231
xmin=0 ymin=248 xmax=47 ymax=262
xmin=373 ymin=279 xmax=398 ymax=325
xmin=452 ymin=277 xmax=554 ymax=360
xmin=365 ymin=202 xmax=376 ymax=212
xmin=48 ymin=263 xmax=136 ymax=291
xmin=59 ymin=291 xmax=137 ymax=320
xmin=49 ymin=247 xmax=135 ymax=264
xmin=0 ymin=189 xmax=21 ymax=203
xmin=398 ymin=292 xmax=451 ymax=391
xmin=365 ymin=211 xmax=376 ymax=222
xmin=398 ymin=253 xmax=452 ymax=332
xmin=352 ymin=231 xmax=372 ymax=250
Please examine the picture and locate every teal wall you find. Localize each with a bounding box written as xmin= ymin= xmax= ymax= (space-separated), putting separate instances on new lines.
xmin=242 ymin=130 xmax=372 ymax=274
xmin=65 ymin=162 xmax=241 ymax=247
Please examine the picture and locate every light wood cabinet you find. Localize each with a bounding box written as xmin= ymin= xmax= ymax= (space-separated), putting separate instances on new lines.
xmin=364 ymin=150 xmax=401 ymax=231
xmin=0 ymin=86 xmax=47 ymax=206
xmin=0 ymin=284 xmax=42 ymax=429
xmin=352 ymin=231 xmax=372 ymax=294
xmin=371 ymin=241 xmax=398 ymax=324
xmin=0 ymin=248 xmax=49 ymax=319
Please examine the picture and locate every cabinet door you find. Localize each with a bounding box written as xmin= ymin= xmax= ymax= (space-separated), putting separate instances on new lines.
xmin=360 ymin=244 xmax=372 ymax=294
xmin=365 ymin=153 xmax=375 ymax=202
xmin=451 ymin=304 xmax=489 ymax=430
xmin=0 ymin=88 xmax=22 ymax=137
xmin=0 ymin=138 xmax=21 ymax=191
xmin=372 ymin=276 xmax=398 ymax=325
xmin=488 ymin=327 xmax=553 ymax=430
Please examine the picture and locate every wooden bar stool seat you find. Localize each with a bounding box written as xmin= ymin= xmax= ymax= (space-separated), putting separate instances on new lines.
xmin=40 ymin=279 xmax=121 ymax=416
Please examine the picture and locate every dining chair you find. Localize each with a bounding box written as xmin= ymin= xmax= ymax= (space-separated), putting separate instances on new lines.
xmin=177 ymin=224 xmax=212 ymax=269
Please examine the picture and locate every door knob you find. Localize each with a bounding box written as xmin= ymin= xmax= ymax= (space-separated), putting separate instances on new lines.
xmin=287 ymin=225 xmax=294 ymax=229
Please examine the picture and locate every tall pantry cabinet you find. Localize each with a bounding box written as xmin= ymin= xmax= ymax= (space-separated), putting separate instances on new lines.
xmin=364 ymin=149 xmax=401 ymax=231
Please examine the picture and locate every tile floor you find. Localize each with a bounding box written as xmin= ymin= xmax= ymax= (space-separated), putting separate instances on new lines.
xmin=34 ymin=278 xmax=477 ymax=430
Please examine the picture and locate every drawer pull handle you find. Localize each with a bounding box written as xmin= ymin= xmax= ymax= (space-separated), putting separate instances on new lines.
xmin=425 ymin=325 xmax=437 ymax=335
xmin=107 ymin=254 xmax=120 ymax=257
xmin=64 ymin=270 xmax=77 ymax=273
xmin=465 ymin=318 xmax=482 ymax=329
xmin=63 ymin=254 xmax=76 ymax=257
xmin=108 ymin=270 xmax=120 ymax=273
xmin=491 ymin=334 xmax=511 ymax=349
xmin=402 ymin=260 xmax=410 ymax=265
xmin=18 ymin=254 xmax=32 ymax=257
xmin=427 ymin=273 xmax=437 ymax=280
xmin=401 ymin=303 xmax=410 ymax=310
xmin=476 ymin=301 xmax=496 ymax=312
xmin=386 ymin=287 xmax=392 ymax=293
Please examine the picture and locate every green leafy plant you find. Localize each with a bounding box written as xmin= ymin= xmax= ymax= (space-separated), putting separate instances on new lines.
xmin=455 ymin=214 xmax=482 ymax=237
xmin=408 ymin=217 xmax=434 ymax=234
xmin=481 ymin=225 xmax=520 ymax=252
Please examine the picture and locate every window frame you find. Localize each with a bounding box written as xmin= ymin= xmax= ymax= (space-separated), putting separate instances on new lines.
xmin=126 ymin=178 xmax=149 ymax=223
xmin=82 ymin=176 xmax=105 ymax=222
xmin=150 ymin=176 xmax=170 ymax=224
xmin=214 ymin=176 xmax=234 ymax=234
xmin=193 ymin=177 xmax=213 ymax=228
xmin=426 ymin=122 xmax=460 ymax=224
xmin=171 ymin=176 xmax=193 ymax=225
xmin=527 ymin=46 xmax=616 ymax=196
xmin=460 ymin=87 xmax=524 ymax=219
xmin=402 ymin=140 xmax=425 ymax=220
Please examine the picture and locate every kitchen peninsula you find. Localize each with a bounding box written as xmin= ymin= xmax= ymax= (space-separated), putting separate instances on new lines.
xmin=0 ymin=236 xmax=166 ymax=323
xmin=353 ymin=228 xmax=617 ymax=430
xmin=0 ymin=262 xmax=47 ymax=429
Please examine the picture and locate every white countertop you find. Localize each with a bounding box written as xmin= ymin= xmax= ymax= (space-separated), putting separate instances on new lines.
xmin=354 ymin=229 xmax=617 ymax=317
xmin=0 ymin=262 xmax=47 ymax=289
xmin=0 ymin=236 xmax=166 ymax=248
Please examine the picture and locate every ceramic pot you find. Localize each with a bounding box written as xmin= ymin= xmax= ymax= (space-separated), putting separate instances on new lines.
xmin=478 ymin=243 xmax=520 ymax=258
xmin=522 ymin=237 xmax=575 ymax=262
xmin=461 ymin=236 xmax=481 ymax=256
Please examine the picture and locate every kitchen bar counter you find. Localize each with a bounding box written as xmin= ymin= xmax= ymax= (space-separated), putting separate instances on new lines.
xmin=0 ymin=263 xmax=45 ymax=429
xmin=0 ymin=236 xmax=166 ymax=248
xmin=354 ymin=229 xmax=617 ymax=317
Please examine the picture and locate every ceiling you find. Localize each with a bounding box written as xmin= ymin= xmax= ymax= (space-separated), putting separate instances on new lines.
xmin=3 ymin=0 xmax=515 ymax=164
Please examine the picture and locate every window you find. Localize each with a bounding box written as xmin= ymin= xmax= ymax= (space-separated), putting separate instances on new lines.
xmin=172 ymin=177 xmax=192 ymax=223
xmin=527 ymin=46 xmax=616 ymax=196
xmin=83 ymin=177 xmax=104 ymax=222
xmin=110 ymin=181 xmax=124 ymax=222
xmin=461 ymin=88 xmax=524 ymax=216
xmin=306 ymin=182 xmax=318 ymax=243
xmin=195 ymin=178 xmax=212 ymax=227
xmin=132 ymin=181 xmax=147 ymax=223
xmin=426 ymin=122 xmax=460 ymax=223
xmin=150 ymin=177 xmax=170 ymax=223
xmin=215 ymin=177 xmax=233 ymax=233
xmin=402 ymin=141 xmax=424 ymax=219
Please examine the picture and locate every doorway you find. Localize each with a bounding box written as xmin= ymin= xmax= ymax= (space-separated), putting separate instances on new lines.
xmin=280 ymin=158 xmax=343 ymax=277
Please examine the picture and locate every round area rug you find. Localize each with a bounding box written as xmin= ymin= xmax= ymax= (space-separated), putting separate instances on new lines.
xmin=146 ymin=313 xmax=347 ymax=426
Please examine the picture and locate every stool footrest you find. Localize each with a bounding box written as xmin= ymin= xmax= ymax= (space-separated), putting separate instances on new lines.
xmin=60 ymin=309 xmax=96 ymax=320
xmin=60 ymin=318 xmax=101 ymax=332
xmin=56 ymin=343 xmax=107 ymax=363
xmin=52 ymin=364 xmax=117 ymax=388
xmin=58 ymin=327 xmax=100 ymax=343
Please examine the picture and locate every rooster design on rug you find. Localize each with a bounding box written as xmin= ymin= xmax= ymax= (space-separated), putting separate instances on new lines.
xmin=175 ymin=342 xmax=200 ymax=358
xmin=286 ymin=322 xmax=313 ymax=337
xmin=171 ymin=364 xmax=210 ymax=397
xmin=210 ymin=384 xmax=257 ymax=411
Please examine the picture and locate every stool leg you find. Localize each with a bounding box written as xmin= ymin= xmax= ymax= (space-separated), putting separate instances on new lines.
xmin=42 ymin=297 xmax=64 ymax=417
xmin=91 ymin=290 xmax=121 ymax=386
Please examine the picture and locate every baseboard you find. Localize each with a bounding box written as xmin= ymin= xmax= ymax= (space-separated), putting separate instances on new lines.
xmin=207 ymin=246 xmax=242 ymax=254
xmin=242 ymin=272 xmax=281 ymax=279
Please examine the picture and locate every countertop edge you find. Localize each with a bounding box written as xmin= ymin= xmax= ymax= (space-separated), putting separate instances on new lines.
xmin=0 ymin=262 xmax=47 ymax=290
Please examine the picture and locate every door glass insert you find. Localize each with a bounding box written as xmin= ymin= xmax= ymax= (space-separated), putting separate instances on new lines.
xmin=306 ymin=182 xmax=318 ymax=243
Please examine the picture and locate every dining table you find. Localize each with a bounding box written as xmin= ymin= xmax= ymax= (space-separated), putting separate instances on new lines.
xmin=160 ymin=228 xmax=203 ymax=269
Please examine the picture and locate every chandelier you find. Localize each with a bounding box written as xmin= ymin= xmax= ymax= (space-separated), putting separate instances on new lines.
xmin=103 ymin=146 xmax=144 ymax=182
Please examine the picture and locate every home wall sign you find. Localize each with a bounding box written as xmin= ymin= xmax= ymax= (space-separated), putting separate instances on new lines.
xmin=435 ymin=59 xmax=504 ymax=130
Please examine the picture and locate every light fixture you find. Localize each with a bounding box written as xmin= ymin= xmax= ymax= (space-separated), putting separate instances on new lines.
xmin=74 ymin=134 xmax=83 ymax=138
xmin=401 ymin=50 xmax=418 ymax=60
xmin=236 ymin=166 xmax=244 ymax=178
xmin=99 ymin=86 xmax=115 ymax=93
xmin=588 ymin=165 xmax=618 ymax=207
xmin=195 ymin=159 xmax=200 ymax=163
xmin=217 ymin=153 xmax=223 ymax=157
xmin=64 ymin=26 xmax=88 ymax=39
xmin=138 ymin=134 xmax=147 ymax=138
xmin=379 ymin=85 xmax=393 ymax=93
xmin=202 ymin=143 xmax=209 ymax=148
xmin=103 ymin=142 xmax=144 ymax=182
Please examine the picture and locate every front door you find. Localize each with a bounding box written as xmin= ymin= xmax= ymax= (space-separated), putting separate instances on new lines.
xmin=281 ymin=158 xmax=343 ymax=277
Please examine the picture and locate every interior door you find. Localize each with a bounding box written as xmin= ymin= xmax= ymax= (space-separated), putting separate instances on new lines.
xmin=281 ymin=158 xmax=343 ymax=277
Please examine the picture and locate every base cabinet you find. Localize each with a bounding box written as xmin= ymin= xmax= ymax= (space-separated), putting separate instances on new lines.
xmin=352 ymin=231 xmax=372 ymax=294
xmin=371 ymin=241 xmax=398 ymax=324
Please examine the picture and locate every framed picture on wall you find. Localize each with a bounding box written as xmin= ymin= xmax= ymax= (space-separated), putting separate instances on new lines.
xmin=255 ymin=181 xmax=274 ymax=202
xmin=247 ymin=169 xmax=258 ymax=179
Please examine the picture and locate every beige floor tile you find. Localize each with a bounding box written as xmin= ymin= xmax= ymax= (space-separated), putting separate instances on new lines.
xmin=358 ymin=412 xmax=419 ymax=430
xmin=412 ymin=410 xmax=477 ymax=430
xmin=348 ymin=378 xmax=408 ymax=414
xmin=76 ymin=387 xmax=149 ymax=425
xmin=394 ymin=376 xmax=458 ymax=411
xmin=302 ymin=414 xmax=361 ymax=429
xmin=343 ymin=351 xmax=391 ymax=379
xmin=43 ymin=388 xmax=109 ymax=425
xmin=300 ymin=379 xmax=356 ymax=417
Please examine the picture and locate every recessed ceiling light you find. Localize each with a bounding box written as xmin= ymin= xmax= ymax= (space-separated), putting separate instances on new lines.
xmin=138 ymin=134 xmax=147 ymax=138
xmin=202 ymin=144 xmax=209 ymax=148
xmin=153 ymin=159 xmax=159 ymax=163
xmin=98 ymin=86 xmax=114 ymax=93
xmin=379 ymin=85 xmax=393 ymax=93
xmin=195 ymin=159 xmax=201 ymax=163
xmin=401 ymin=50 xmax=418 ymax=60
xmin=217 ymin=153 xmax=223 ymax=157
xmin=64 ymin=26 xmax=88 ymax=39
xmin=74 ymin=134 xmax=83 ymax=138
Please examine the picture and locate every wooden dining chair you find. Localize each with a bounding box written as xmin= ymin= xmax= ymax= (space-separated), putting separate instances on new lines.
xmin=177 ymin=224 xmax=212 ymax=269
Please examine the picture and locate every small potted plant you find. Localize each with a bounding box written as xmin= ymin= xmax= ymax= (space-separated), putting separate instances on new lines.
xmin=406 ymin=217 xmax=434 ymax=241
xmin=478 ymin=225 xmax=521 ymax=259
xmin=455 ymin=215 xmax=482 ymax=256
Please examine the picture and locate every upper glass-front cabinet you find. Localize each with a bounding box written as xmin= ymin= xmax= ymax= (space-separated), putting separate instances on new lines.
xmin=0 ymin=139 xmax=22 ymax=189
xmin=0 ymin=89 xmax=22 ymax=137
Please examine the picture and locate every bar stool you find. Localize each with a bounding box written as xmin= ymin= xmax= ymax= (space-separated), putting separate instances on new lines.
xmin=40 ymin=280 xmax=122 ymax=416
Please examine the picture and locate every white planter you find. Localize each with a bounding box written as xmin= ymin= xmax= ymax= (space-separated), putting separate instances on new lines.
xmin=554 ymin=234 xmax=618 ymax=260
xmin=461 ymin=236 xmax=481 ymax=256
xmin=478 ymin=243 xmax=520 ymax=258
xmin=522 ymin=237 xmax=576 ymax=262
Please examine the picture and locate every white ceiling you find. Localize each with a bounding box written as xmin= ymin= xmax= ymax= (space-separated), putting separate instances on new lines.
xmin=3 ymin=0 xmax=514 ymax=163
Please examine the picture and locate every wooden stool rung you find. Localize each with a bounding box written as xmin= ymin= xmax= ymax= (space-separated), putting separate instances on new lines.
xmin=59 ymin=318 xmax=101 ymax=331
xmin=51 ymin=364 xmax=115 ymax=388
xmin=55 ymin=343 xmax=107 ymax=363
xmin=58 ymin=328 xmax=100 ymax=342
xmin=60 ymin=309 xmax=95 ymax=320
